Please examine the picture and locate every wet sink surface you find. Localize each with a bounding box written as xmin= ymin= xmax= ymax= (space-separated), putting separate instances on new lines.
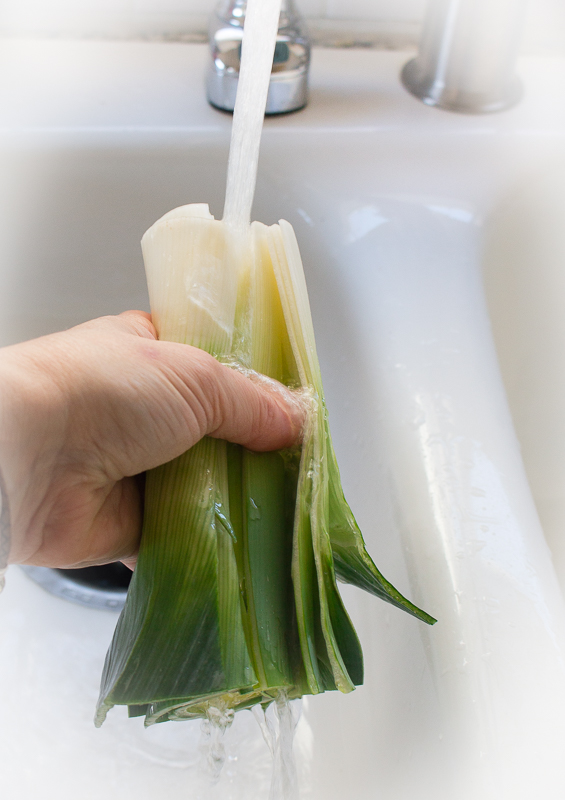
xmin=1 ymin=41 xmax=565 ymax=800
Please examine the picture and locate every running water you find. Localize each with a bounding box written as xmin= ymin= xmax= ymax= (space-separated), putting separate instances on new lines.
xmin=199 ymin=703 xmax=235 ymax=781
xmin=216 ymin=1 xmax=302 ymax=796
xmin=223 ymin=0 xmax=283 ymax=232
xmin=200 ymin=693 xmax=302 ymax=799
xmin=253 ymin=692 xmax=302 ymax=800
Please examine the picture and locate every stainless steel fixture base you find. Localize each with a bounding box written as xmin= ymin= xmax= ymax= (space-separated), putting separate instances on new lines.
xmin=206 ymin=0 xmax=310 ymax=115
xmin=401 ymin=58 xmax=523 ymax=114
xmin=21 ymin=565 xmax=127 ymax=611
xmin=207 ymin=65 xmax=308 ymax=115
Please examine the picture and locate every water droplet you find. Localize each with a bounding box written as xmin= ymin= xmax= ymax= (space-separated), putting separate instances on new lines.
xmin=249 ymin=497 xmax=261 ymax=520
xmin=215 ymin=500 xmax=236 ymax=541
xmin=199 ymin=484 xmax=213 ymax=508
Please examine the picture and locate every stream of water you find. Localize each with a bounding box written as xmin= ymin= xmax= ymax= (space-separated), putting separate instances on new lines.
xmin=200 ymin=703 xmax=236 ymax=781
xmin=260 ymin=692 xmax=301 ymax=800
xmin=204 ymin=1 xmax=302 ymax=796
xmin=200 ymin=692 xmax=301 ymax=799
xmin=222 ymin=0 xmax=282 ymax=232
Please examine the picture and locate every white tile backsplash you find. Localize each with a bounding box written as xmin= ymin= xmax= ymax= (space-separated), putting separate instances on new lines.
xmin=325 ymin=0 xmax=426 ymax=23
xmin=0 ymin=0 xmax=562 ymax=53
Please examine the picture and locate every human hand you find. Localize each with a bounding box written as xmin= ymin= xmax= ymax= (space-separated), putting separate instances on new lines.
xmin=0 ymin=312 xmax=303 ymax=570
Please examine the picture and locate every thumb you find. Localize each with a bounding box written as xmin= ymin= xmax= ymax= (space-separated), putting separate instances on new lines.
xmin=205 ymin=362 xmax=305 ymax=451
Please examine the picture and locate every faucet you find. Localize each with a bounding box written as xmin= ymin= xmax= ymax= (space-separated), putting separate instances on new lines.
xmin=401 ymin=0 xmax=527 ymax=113
xmin=206 ymin=0 xmax=310 ymax=115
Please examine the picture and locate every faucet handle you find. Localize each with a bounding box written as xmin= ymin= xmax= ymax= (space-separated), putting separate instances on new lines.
xmin=206 ymin=0 xmax=310 ymax=115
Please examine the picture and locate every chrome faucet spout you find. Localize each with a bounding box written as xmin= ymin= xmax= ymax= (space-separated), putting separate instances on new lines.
xmin=401 ymin=0 xmax=527 ymax=114
xmin=206 ymin=0 xmax=310 ymax=115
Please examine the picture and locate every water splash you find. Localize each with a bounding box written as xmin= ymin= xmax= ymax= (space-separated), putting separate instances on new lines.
xmin=199 ymin=703 xmax=235 ymax=781
xmin=253 ymin=691 xmax=301 ymax=800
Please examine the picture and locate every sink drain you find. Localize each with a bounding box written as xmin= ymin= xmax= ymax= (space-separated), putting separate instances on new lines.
xmin=21 ymin=562 xmax=132 ymax=611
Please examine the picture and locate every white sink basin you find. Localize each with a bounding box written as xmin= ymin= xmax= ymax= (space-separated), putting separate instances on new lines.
xmin=2 ymin=40 xmax=565 ymax=800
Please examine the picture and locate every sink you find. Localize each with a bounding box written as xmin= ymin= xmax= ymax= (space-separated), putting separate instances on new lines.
xmin=2 ymin=40 xmax=565 ymax=800
xmin=483 ymin=157 xmax=565 ymax=596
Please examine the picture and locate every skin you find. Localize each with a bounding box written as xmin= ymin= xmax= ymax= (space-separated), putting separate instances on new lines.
xmin=0 ymin=311 xmax=304 ymax=571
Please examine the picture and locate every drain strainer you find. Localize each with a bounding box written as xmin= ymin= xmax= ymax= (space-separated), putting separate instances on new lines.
xmin=21 ymin=562 xmax=131 ymax=611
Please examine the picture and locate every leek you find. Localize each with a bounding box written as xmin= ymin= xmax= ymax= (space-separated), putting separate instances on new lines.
xmin=95 ymin=205 xmax=435 ymax=728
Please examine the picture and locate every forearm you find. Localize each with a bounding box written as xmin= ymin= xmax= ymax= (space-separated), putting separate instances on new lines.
xmin=0 ymin=357 xmax=14 ymax=580
xmin=0 ymin=466 xmax=9 ymax=591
